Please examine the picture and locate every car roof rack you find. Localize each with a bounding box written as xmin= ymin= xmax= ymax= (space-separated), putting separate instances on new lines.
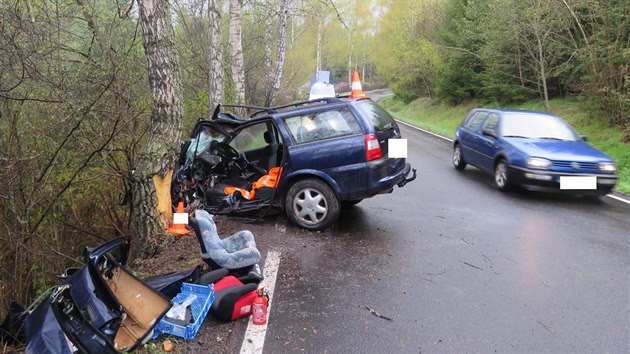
xmin=249 ymin=97 xmax=346 ymax=118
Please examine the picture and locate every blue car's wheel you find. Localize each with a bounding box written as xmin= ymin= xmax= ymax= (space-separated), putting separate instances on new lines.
xmin=285 ymin=178 xmax=339 ymax=231
xmin=453 ymin=144 xmax=467 ymax=170
xmin=494 ymin=160 xmax=511 ymax=191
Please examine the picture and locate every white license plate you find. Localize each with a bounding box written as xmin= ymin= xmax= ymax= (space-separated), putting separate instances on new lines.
xmin=388 ymin=139 xmax=407 ymax=158
xmin=559 ymin=176 xmax=596 ymax=190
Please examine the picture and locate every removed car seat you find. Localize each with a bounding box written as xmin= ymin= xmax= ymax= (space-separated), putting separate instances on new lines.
xmin=190 ymin=209 xmax=263 ymax=283
xmin=198 ymin=268 xmax=259 ymax=322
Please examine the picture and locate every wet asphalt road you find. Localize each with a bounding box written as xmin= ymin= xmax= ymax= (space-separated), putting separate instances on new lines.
xmin=262 ymin=123 xmax=630 ymax=353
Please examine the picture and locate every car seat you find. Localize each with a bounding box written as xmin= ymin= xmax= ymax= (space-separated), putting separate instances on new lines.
xmin=198 ymin=268 xmax=259 ymax=322
xmin=190 ymin=210 xmax=263 ymax=283
xmin=262 ymin=131 xmax=279 ymax=171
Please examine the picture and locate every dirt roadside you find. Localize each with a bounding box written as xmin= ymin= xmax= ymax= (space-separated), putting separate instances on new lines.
xmin=136 ymin=211 xmax=326 ymax=354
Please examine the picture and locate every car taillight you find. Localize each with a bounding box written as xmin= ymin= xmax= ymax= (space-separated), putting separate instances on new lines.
xmin=364 ymin=134 xmax=382 ymax=161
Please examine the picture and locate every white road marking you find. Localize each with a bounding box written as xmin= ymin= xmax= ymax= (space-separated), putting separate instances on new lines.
xmin=239 ymin=250 xmax=281 ymax=354
xmin=395 ymin=118 xmax=630 ymax=204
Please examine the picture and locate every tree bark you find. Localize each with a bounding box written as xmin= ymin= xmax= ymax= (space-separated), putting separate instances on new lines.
xmin=263 ymin=1 xmax=273 ymax=105
xmin=208 ymin=0 xmax=224 ymax=116
xmin=268 ymin=0 xmax=289 ymax=105
xmin=229 ymin=0 xmax=245 ymax=109
xmin=316 ymin=19 xmax=323 ymax=72
xmin=135 ymin=0 xmax=184 ymax=256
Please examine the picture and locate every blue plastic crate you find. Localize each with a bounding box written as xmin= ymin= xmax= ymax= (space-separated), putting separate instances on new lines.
xmin=153 ymin=283 xmax=214 ymax=340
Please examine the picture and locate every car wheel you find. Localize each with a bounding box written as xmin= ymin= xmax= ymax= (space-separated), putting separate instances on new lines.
xmin=494 ymin=159 xmax=511 ymax=192
xmin=453 ymin=144 xmax=467 ymax=170
xmin=341 ymin=199 xmax=363 ymax=208
xmin=285 ymin=179 xmax=339 ymax=231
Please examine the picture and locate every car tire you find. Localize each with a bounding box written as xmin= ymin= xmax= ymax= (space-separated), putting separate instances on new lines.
xmin=341 ymin=199 xmax=363 ymax=208
xmin=285 ymin=178 xmax=339 ymax=231
xmin=453 ymin=144 xmax=467 ymax=170
xmin=494 ymin=159 xmax=511 ymax=192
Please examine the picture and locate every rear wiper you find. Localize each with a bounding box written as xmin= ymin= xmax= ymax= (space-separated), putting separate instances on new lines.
xmin=538 ymin=137 xmax=565 ymax=140
xmin=502 ymin=135 xmax=528 ymax=138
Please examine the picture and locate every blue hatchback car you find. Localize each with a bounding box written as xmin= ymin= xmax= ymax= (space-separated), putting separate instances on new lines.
xmin=172 ymin=97 xmax=416 ymax=230
xmin=453 ymin=109 xmax=617 ymax=195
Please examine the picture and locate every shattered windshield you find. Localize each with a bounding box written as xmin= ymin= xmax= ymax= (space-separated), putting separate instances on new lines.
xmin=186 ymin=127 xmax=228 ymax=160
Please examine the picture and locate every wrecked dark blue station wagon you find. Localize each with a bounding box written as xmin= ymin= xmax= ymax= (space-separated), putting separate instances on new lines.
xmin=172 ymin=97 xmax=416 ymax=231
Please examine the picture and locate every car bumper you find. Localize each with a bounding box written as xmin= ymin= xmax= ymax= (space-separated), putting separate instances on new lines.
xmin=363 ymin=159 xmax=416 ymax=196
xmin=509 ymin=166 xmax=617 ymax=195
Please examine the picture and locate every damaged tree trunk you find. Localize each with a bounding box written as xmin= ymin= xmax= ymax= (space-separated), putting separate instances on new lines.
xmin=134 ymin=0 xmax=184 ymax=256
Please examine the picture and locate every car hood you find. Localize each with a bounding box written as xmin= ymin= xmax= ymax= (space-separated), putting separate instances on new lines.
xmin=503 ymin=138 xmax=613 ymax=162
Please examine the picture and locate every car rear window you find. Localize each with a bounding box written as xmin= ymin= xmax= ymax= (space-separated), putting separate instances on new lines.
xmin=284 ymin=107 xmax=361 ymax=144
xmin=355 ymin=100 xmax=396 ymax=132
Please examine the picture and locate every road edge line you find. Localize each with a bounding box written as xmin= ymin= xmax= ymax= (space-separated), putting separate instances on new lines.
xmin=239 ymin=250 xmax=281 ymax=354
xmin=394 ymin=118 xmax=630 ymax=205
xmin=395 ymin=119 xmax=453 ymax=142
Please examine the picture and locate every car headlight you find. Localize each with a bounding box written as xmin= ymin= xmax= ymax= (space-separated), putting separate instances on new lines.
xmin=598 ymin=162 xmax=617 ymax=172
xmin=526 ymin=157 xmax=552 ymax=169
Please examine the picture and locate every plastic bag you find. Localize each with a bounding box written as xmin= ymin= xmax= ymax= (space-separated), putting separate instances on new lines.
xmin=165 ymin=294 xmax=197 ymax=321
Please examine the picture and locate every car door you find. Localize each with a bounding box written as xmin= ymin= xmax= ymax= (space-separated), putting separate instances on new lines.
xmin=476 ymin=113 xmax=501 ymax=172
xmin=460 ymin=111 xmax=489 ymax=167
xmin=228 ymin=119 xmax=282 ymax=172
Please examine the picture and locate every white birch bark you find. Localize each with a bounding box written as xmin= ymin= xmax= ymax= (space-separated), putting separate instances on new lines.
xmin=208 ymin=0 xmax=224 ymax=115
xmin=229 ymin=0 xmax=246 ymax=108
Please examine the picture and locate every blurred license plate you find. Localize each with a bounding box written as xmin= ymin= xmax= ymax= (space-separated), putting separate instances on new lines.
xmin=560 ymin=176 xmax=596 ymax=190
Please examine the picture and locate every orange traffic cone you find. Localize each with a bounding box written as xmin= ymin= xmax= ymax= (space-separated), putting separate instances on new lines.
xmin=167 ymin=201 xmax=191 ymax=235
xmin=350 ymin=71 xmax=367 ymax=98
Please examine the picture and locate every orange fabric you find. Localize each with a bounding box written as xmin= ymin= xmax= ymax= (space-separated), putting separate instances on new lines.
xmin=253 ymin=167 xmax=282 ymax=190
xmin=224 ymin=186 xmax=254 ymax=200
xmin=223 ymin=167 xmax=283 ymax=201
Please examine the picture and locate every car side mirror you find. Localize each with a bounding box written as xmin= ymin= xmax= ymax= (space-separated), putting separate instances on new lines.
xmin=580 ymin=135 xmax=588 ymax=142
xmin=482 ymin=128 xmax=496 ymax=137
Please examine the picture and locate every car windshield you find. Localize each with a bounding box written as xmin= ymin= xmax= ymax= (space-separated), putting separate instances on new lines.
xmin=500 ymin=113 xmax=578 ymax=141
xmin=186 ymin=126 xmax=228 ymax=160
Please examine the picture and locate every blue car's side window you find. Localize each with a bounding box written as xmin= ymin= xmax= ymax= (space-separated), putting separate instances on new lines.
xmin=483 ymin=114 xmax=499 ymax=135
xmin=464 ymin=112 xmax=488 ymax=130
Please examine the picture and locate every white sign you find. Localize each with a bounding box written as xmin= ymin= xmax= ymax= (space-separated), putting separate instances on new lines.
xmin=173 ymin=212 xmax=189 ymax=224
xmin=388 ymin=139 xmax=408 ymax=158
xmin=560 ymin=176 xmax=596 ymax=190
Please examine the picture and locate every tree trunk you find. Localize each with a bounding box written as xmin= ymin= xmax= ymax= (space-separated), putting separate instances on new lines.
xmin=135 ymin=0 xmax=184 ymax=256
xmin=268 ymin=0 xmax=289 ymax=105
xmin=229 ymin=0 xmax=245 ymax=109
xmin=263 ymin=1 xmax=273 ymax=105
xmin=534 ymin=0 xmax=550 ymax=112
xmin=208 ymin=0 xmax=224 ymax=116
xmin=316 ymin=19 xmax=323 ymax=72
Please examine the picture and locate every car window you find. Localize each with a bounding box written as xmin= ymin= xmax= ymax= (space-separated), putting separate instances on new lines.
xmin=229 ymin=122 xmax=270 ymax=152
xmin=483 ymin=113 xmax=499 ymax=133
xmin=500 ymin=113 xmax=578 ymax=140
xmin=355 ymin=100 xmax=396 ymax=132
xmin=284 ymin=107 xmax=361 ymax=144
xmin=464 ymin=111 xmax=488 ymax=130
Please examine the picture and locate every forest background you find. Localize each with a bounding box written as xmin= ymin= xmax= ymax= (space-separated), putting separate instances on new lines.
xmin=0 ymin=0 xmax=627 ymax=319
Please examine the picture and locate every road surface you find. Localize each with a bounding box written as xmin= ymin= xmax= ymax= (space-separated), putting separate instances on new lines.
xmin=259 ymin=115 xmax=629 ymax=353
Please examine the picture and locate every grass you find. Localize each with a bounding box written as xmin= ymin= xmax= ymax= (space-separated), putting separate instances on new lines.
xmin=379 ymin=96 xmax=630 ymax=194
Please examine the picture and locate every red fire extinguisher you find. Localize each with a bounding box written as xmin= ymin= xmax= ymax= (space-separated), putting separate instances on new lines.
xmin=252 ymin=288 xmax=269 ymax=325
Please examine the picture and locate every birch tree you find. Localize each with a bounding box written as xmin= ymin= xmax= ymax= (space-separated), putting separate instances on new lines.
xmin=265 ymin=0 xmax=290 ymax=105
xmin=134 ymin=0 xmax=184 ymax=255
xmin=229 ymin=0 xmax=246 ymax=108
xmin=208 ymin=0 xmax=224 ymax=114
